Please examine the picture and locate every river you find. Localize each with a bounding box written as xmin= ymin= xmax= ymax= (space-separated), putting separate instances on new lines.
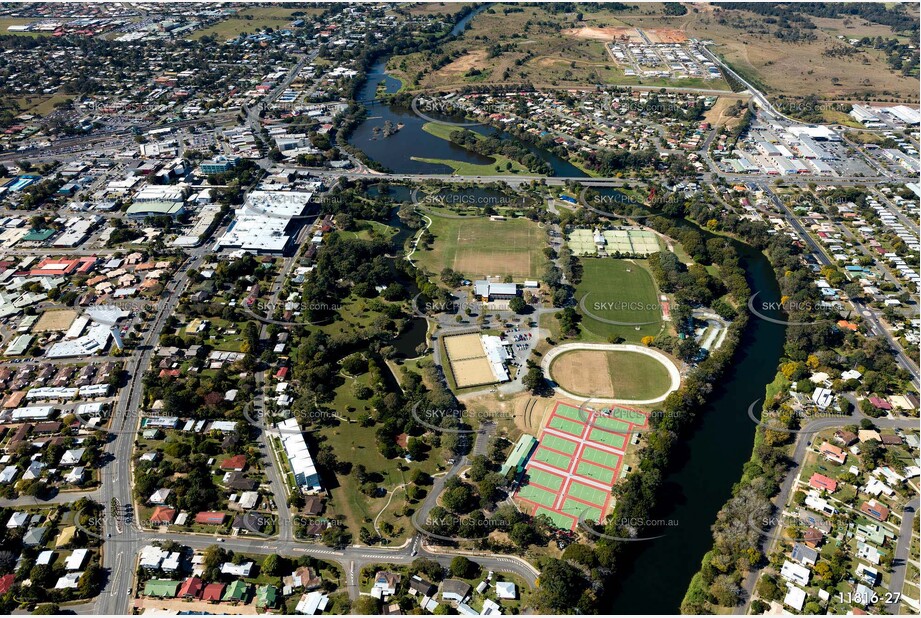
xmin=348 ymin=7 xmax=586 ymax=177
xmin=605 ymin=222 xmax=786 ymax=614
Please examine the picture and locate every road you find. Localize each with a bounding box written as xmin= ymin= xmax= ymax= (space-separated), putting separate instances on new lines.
xmin=887 ymin=495 xmax=920 ymax=615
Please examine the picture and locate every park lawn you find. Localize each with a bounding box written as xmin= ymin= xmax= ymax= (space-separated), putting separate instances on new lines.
xmin=415 ymin=213 xmax=548 ymax=280
xmin=411 ymin=154 xmax=528 ymax=176
xmin=416 ymin=122 xmax=532 ymax=175
xmin=319 ymin=374 xmax=445 ymax=542
xmin=575 ymin=258 xmax=665 ymax=343
xmin=189 ymin=7 xmax=321 ymax=40
xmin=10 ymin=94 xmax=74 ymax=117
xmin=339 ymin=220 xmax=398 ymax=242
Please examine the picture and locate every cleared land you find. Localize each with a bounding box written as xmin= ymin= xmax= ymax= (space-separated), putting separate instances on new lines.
xmin=549 ymin=349 xmax=674 ymax=401
xmin=32 ymin=309 xmax=77 ymax=332
xmin=575 ymin=258 xmax=664 ymax=343
xmin=387 ymin=4 xmax=731 ymax=91
xmin=417 ymin=214 xmax=547 ymax=280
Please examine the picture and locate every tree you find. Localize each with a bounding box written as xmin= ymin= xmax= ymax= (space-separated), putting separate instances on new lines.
xmin=522 ymin=366 xmax=546 ymax=394
xmin=535 ymin=559 xmax=584 ymax=612
xmin=450 ymin=556 xmax=477 ymax=578
xmin=262 ymin=553 xmax=282 ymax=576
xmin=509 ymin=296 xmax=527 ymax=314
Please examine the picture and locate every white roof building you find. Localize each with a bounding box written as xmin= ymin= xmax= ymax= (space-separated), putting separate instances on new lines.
xmin=64 ymin=548 xmax=89 ymax=570
xmin=216 ymin=191 xmax=312 ymax=254
xmin=783 ymin=584 xmax=807 ymax=611
xmin=278 ymin=417 xmax=321 ymax=492
xmin=780 ymin=560 xmax=811 ymax=586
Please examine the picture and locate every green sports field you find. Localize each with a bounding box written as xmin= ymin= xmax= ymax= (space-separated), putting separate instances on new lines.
xmin=415 ymin=214 xmax=547 ymax=280
xmin=575 ymin=258 xmax=664 ymax=342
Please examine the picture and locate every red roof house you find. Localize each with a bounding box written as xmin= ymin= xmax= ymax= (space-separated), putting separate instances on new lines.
xmin=149 ymin=506 xmax=176 ymax=525
xmin=220 ymin=455 xmax=247 ymax=471
xmin=194 ymin=511 xmax=227 ymax=526
xmin=202 ymin=582 xmax=225 ymax=602
xmin=0 ymin=574 xmax=14 ymax=594
xmin=819 ymin=442 xmax=847 ymax=465
xmin=868 ymin=397 xmax=892 ymax=411
xmin=860 ymin=499 xmax=890 ymax=522
xmin=179 ymin=576 xmax=203 ymax=599
xmin=809 ymin=473 xmax=837 ymax=493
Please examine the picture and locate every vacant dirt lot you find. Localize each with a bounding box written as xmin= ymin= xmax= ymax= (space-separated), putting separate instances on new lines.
xmin=563 ymin=26 xmax=639 ymax=42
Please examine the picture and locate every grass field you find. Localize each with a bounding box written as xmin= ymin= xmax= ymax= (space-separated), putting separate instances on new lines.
xmin=575 ymin=258 xmax=664 ymax=343
xmin=413 ymin=123 xmax=531 ymax=175
xmin=416 ymin=213 xmax=547 ymax=280
xmin=189 ymin=7 xmax=320 ymax=40
xmin=549 ymin=349 xmax=673 ymax=401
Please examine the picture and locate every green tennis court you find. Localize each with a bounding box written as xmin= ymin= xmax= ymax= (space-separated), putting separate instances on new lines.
xmin=533 ymin=447 xmax=571 ymax=470
xmin=576 ymin=461 xmax=617 ymax=485
xmin=582 ymin=446 xmax=622 ymax=469
xmin=542 ymin=433 xmax=577 ymax=455
xmin=610 ymin=407 xmax=646 ymax=425
xmin=566 ymin=481 xmax=608 ymax=506
xmin=518 ymin=484 xmax=557 ymax=508
xmin=535 ymin=507 xmax=577 ymax=529
xmin=553 ymin=404 xmax=586 ymax=422
xmin=592 ymin=415 xmax=630 ymax=433
xmin=588 ymin=427 xmax=627 ymax=449
xmin=561 ymin=498 xmax=602 ymax=522
xmin=526 ymin=468 xmax=564 ymax=491
xmin=549 ymin=415 xmax=585 ymax=436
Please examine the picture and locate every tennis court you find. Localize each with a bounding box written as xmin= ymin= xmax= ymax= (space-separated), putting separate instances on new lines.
xmin=602 ymin=229 xmax=661 ymax=256
xmin=548 ymin=415 xmax=585 ymax=436
xmin=588 ymin=427 xmax=627 ymax=449
xmin=552 ymin=403 xmax=586 ymax=422
xmin=561 ymin=498 xmax=602 ymax=522
xmin=582 ymin=446 xmax=622 ymax=469
xmin=566 ymin=481 xmax=609 ymax=506
xmin=533 ymin=447 xmax=571 ymax=469
xmin=514 ymin=401 xmax=647 ymax=530
xmin=541 ymin=433 xmax=577 ymax=455
xmin=535 ymin=507 xmax=577 ymax=529
xmin=592 ymin=415 xmax=631 ymax=433
xmin=576 ymin=461 xmax=617 ymax=485
xmin=567 ymin=229 xmax=597 ymax=256
xmin=526 ymin=467 xmax=565 ymax=492
xmin=518 ymin=484 xmax=558 ymax=508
